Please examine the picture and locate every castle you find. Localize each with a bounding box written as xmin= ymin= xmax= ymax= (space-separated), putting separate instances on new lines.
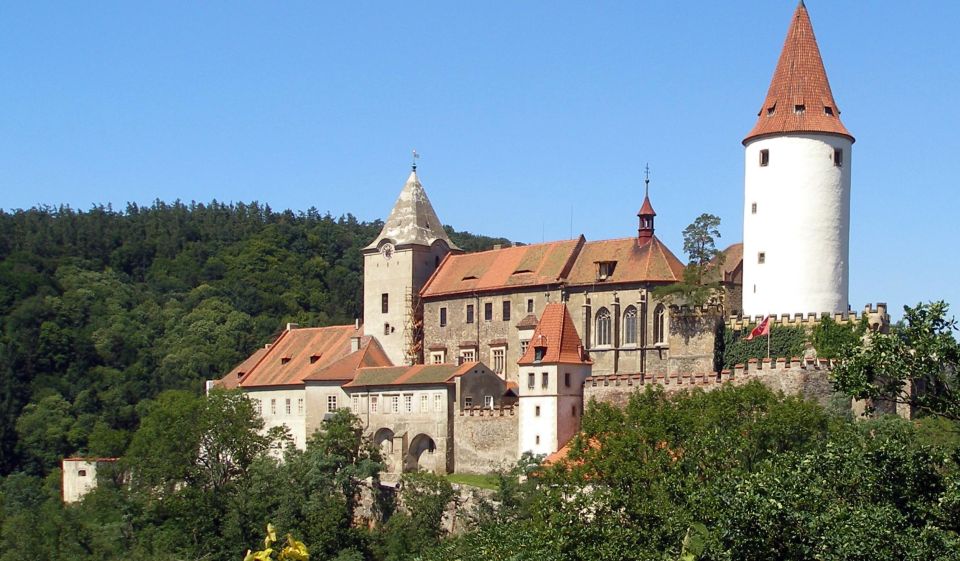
xmin=213 ymin=2 xmax=887 ymax=475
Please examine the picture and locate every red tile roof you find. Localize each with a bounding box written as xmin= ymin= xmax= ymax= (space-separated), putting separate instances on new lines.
xmin=706 ymin=243 xmax=743 ymax=284
xmin=745 ymin=1 xmax=853 ymax=143
xmin=518 ymin=303 xmax=591 ymax=365
xmin=637 ymin=195 xmax=656 ymax=217
xmin=303 ymin=336 xmax=393 ymax=382
xmin=565 ymin=236 xmax=685 ymax=286
xmin=219 ymin=347 xmax=269 ymax=389
xmin=420 ymin=237 xmax=583 ymax=298
xmin=344 ymin=361 xmax=480 ymax=388
xmin=234 ymin=325 xmax=360 ymax=388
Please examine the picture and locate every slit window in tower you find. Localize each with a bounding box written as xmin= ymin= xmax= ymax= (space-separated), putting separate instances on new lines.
xmin=466 ymin=304 xmax=474 ymax=324
xmin=381 ymin=293 xmax=388 ymax=313
xmin=759 ymin=149 xmax=769 ymax=167
xmin=527 ymin=298 xmax=534 ymax=313
xmin=794 ymin=104 xmax=805 ymax=114
xmin=439 ymin=307 xmax=447 ymax=327
xmin=383 ymin=323 xmax=390 ymax=336
xmin=758 ymin=252 xmax=766 ymax=264
xmin=751 ymin=202 xmax=757 ymax=214
xmin=834 ymin=148 xmax=843 ymax=167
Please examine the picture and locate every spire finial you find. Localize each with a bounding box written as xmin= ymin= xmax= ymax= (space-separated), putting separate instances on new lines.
xmin=644 ymin=163 xmax=651 ymax=198
xmin=411 ymin=149 xmax=419 ymax=172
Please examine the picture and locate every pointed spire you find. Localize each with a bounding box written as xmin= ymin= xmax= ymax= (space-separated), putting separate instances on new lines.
xmin=364 ymin=166 xmax=460 ymax=251
xmin=637 ymin=165 xmax=656 ymax=242
xmin=744 ymin=2 xmax=854 ymax=144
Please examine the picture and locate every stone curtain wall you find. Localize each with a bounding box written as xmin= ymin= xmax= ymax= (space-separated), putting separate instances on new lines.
xmin=453 ymin=406 xmax=519 ymax=474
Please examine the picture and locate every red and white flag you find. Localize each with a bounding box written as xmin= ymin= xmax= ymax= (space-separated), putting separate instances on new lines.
xmin=745 ymin=316 xmax=770 ymax=341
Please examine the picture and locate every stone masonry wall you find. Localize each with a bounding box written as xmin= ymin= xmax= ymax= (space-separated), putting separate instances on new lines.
xmin=454 ymin=405 xmax=519 ymax=474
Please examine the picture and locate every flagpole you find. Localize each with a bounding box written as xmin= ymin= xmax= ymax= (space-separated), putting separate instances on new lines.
xmin=767 ymin=326 xmax=771 ymax=359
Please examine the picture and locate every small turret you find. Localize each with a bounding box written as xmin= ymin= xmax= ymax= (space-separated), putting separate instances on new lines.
xmin=637 ymin=165 xmax=656 ymax=243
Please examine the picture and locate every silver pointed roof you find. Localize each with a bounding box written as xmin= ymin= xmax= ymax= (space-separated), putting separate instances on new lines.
xmin=365 ymin=170 xmax=460 ymax=251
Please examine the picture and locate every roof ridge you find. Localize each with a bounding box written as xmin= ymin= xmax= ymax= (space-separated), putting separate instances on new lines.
xmin=239 ymin=329 xmax=288 ymax=386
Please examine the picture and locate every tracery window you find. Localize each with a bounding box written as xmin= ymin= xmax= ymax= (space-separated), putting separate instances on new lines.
xmin=596 ymin=307 xmax=612 ymax=346
xmin=654 ymin=304 xmax=667 ymax=345
xmin=623 ymin=306 xmax=638 ymax=345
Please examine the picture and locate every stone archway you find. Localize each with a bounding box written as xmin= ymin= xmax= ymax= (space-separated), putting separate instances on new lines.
xmin=373 ymin=428 xmax=396 ymax=472
xmin=404 ymin=433 xmax=438 ymax=473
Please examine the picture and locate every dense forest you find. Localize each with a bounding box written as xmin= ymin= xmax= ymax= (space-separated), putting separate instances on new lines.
xmin=0 ymin=202 xmax=510 ymax=477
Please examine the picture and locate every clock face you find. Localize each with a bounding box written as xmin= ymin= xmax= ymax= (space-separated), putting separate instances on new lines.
xmin=380 ymin=243 xmax=394 ymax=260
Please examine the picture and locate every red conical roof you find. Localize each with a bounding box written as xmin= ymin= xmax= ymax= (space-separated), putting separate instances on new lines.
xmin=744 ymin=1 xmax=853 ymax=144
xmin=637 ymin=195 xmax=656 ymax=217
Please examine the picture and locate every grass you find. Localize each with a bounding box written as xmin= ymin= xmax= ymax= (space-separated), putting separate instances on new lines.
xmin=445 ymin=473 xmax=500 ymax=490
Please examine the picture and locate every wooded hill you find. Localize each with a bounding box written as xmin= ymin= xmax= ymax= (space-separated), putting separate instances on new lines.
xmin=0 ymin=201 xmax=510 ymax=476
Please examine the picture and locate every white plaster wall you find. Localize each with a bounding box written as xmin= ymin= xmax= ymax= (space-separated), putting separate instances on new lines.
xmin=518 ymin=394 xmax=558 ymax=456
xmin=304 ymin=383 xmax=351 ymax=440
xmin=62 ymin=460 xmax=99 ymax=503
xmin=247 ymin=388 xmax=308 ymax=450
xmin=364 ymin=247 xmax=415 ymax=366
xmin=743 ymin=133 xmax=852 ymax=317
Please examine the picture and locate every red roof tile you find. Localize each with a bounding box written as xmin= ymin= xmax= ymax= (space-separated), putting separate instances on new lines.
xmin=344 ymin=361 xmax=481 ymax=388
xmin=237 ymin=325 xmax=360 ymax=388
xmin=303 ymin=336 xmax=393 ymax=382
xmin=565 ymin=236 xmax=685 ymax=286
xmin=218 ymin=347 xmax=269 ymax=389
xmin=745 ymin=1 xmax=853 ymax=143
xmin=518 ymin=303 xmax=591 ymax=365
xmin=637 ymin=195 xmax=656 ymax=217
xmin=706 ymin=243 xmax=743 ymax=284
xmin=420 ymin=237 xmax=583 ymax=298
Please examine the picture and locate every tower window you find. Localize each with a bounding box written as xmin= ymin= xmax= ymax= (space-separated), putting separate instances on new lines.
xmin=824 ymin=106 xmax=834 ymax=116
xmin=751 ymin=202 xmax=757 ymax=214
xmin=758 ymin=252 xmax=766 ymax=264
xmin=466 ymin=304 xmax=474 ymax=324
xmin=439 ymin=307 xmax=447 ymax=327
xmin=381 ymin=293 xmax=389 ymax=314
xmin=535 ymin=406 xmax=541 ymax=417
xmin=759 ymin=149 xmax=769 ymax=167
xmin=794 ymin=104 xmax=806 ymax=114
xmin=383 ymin=323 xmax=390 ymax=335
xmin=834 ymin=148 xmax=843 ymax=167
xmin=766 ymin=105 xmax=776 ymax=116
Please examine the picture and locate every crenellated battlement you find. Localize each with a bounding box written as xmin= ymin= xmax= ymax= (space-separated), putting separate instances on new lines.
xmin=458 ymin=405 xmax=516 ymax=417
xmin=669 ymin=303 xmax=725 ymax=317
xmin=726 ymin=302 xmax=888 ymax=331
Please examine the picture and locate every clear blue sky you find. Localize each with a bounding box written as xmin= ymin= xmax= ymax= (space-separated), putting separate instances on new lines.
xmin=2 ymin=1 xmax=958 ymax=318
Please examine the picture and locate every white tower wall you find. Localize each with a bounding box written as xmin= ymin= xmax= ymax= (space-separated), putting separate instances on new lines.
xmin=742 ymin=133 xmax=852 ymax=317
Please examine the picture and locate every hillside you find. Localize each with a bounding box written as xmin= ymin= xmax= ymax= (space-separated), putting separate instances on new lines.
xmin=0 ymin=201 xmax=510 ymax=476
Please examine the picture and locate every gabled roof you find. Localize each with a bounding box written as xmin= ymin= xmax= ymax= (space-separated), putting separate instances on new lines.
xmin=219 ymin=347 xmax=269 ymax=389
xmin=518 ymin=303 xmax=590 ymax=365
xmin=705 ymin=243 xmax=743 ymax=284
xmin=420 ymin=237 xmax=584 ymax=298
xmin=516 ymin=314 xmax=540 ymax=329
xmin=344 ymin=361 xmax=481 ymax=388
xmin=303 ymin=336 xmax=393 ymax=383
xmin=744 ymin=1 xmax=853 ymax=143
xmin=364 ymin=170 xmax=460 ymax=251
xmin=234 ymin=325 xmax=360 ymax=388
xmin=564 ymin=236 xmax=685 ymax=286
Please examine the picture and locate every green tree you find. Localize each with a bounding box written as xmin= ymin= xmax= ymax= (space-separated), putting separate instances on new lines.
xmin=655 ymin=213 xmax=724 ymax=307
xmin=14 ymin=394 xmax=77 ymax=475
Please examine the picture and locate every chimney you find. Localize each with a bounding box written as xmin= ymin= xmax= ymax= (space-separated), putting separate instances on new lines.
xmin=286 ymin=323 xmax=299 ymax=331
xmin=493 ymin=244 xmax=502 ymax=250
xmin=354 ymin=318 xmax=360 ymax=330
xmin=350 ymin=336 xmax=362 ymax=352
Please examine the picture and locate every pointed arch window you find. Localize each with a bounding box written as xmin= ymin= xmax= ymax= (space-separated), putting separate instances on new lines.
xmin=623 ymin=306 xmax=638 ymax=345
xmin=596 ymin=307 xmax=612 ymax=346
xmin=653 ymin=304 xmax=667 ymax=345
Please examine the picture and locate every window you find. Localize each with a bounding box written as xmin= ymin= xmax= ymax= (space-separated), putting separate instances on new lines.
xmin=534 ymin=346 xmax=546 ymax=362
xmin=758 ymin=252 xmax=766 ymax=264
xmin=492 ymin=348 xmax=505 ymax=375
xmin=327 ymin=395 xmax=337 ymax=412
xmin=536 ymin=435 xmax=540 ymax=445
xmin=484 ymin=395 xmax=494 ymax=409
xmin=751 ymin=202 xmax=757 ymax=214
xmin=381 ymin=293 xmax=389 ymax=314
xmin=371 ymin=396 xmax=379 ymax=413
xmin=383 ymin=323 xmax=390 ymax=336
xmin=565 ymin=372 xmax=571 ymax=387
xmin=794 ymin=103 xmax=805 ymax=114
xmin=352 ymin=395 xmax=359 ymax=411
xmin=502 ymin=301 xmax=511 ymax=321
xmin=597 ymin=261 xmax=616 ymax=280
xmin=434 ymin=393 xmax=442 ymax=412
xmin=78 ymin=469 xmax=87 ymax=477
xmin=759 ymin=149 xmax=769 ymax=167
xmin=404 ymin=394 xmax=412 ymax=413
xmin=271 ymin=399 xmax=277 ymax=415
xmin=824 ymin=106 xmax=834 ymax=116
xmin=390 ymin=395 xmax=399 ymax=413
xmin=541 ymin=372 xmax=549 ymax=389
xmin=281 ymin=357 xmax=291 ymax=365
xmin=461 ymin=349 xmax=476 ymax=363
xmin=766 ymin=104 xmax=776 ymax=116
xmin=484 ymin=302 xmax=493 ymax=321
xmin=285 ymin=398 xmax=292 ymax=414
xmin=297 ymin=398 xmax=304 ymax=415
xmin=654 ymin=304 xmax=667 ymax=345
xmin=420 ymin=394 xmax=428 ymax=412
xmin=623 ymin=306 xmax=638 ymax=345
xmin=464 ymin=396 xmax=473 ymax=408
xmin=430 ymin=351 xmax=445 ymax=364
xmin=528 ymin=372 xmax=535 ymax=389
xmin=596 ymin=307 xmax=612 ymax=346
xmin=439 ymin=307 xmax=447 ymax=327
xmin=466 ymin=304 xmax=474 ymax=324
xmin=535 ymin=406 xmax=541 ymax=417
xmin=834 ymin=148 xmax=843 ymax=167
xmin=527 ymin=298 xmax=534 ymax=313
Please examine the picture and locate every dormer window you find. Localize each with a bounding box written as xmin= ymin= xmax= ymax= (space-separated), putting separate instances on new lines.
xmin=281 ymin=357 xmax=291 ymax=365
xmin=766 ymin=103 xmax=776 ymax=116
xmin=824 ymin=106 xmax=834 ymax=116
xmin=794 ymin=104 xmax=806 ymax=114
xmin=534 ymin=346 xmax=546 ymax=363
xmin=309 ymin=354 xmax=322 ymax=364
xmin=596 ymin=261 xmax=616 ymax=281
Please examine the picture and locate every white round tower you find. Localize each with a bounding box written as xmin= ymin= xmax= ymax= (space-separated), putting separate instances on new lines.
xmin=742 ymin=1 xmax=854 ymax=318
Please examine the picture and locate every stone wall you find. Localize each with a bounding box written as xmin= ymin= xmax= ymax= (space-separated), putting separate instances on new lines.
xmin=584 ymin=357 xmax=839 ymax=410
xmin=454 ymin=405 xmax=519 ymax=474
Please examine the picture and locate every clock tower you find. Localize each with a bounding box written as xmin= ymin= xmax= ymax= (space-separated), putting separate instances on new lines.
xmin=363 ymin=165 xmax=460 ymax=365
